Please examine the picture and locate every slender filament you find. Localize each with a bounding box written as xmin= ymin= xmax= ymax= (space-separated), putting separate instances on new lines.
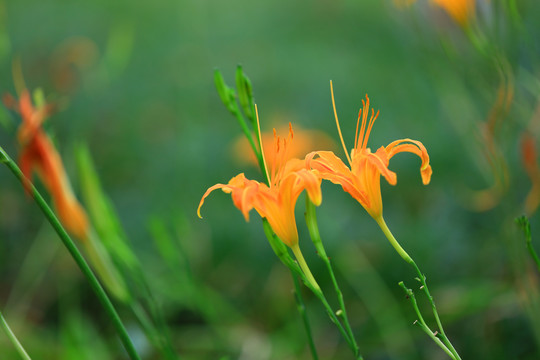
xmin=255 ymin=104 xmax=270 ymax=185
xmin=330 ymin=81 xmax=352 ymax=166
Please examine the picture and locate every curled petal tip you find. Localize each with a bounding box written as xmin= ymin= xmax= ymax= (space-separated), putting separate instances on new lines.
xmin=386 ymin=171 xmax=398 ymax=186
xmin=421 ymin=164 xmax=433 ymax=185
xmin=196 ymin=203 xmax=204 ymax=218
xmin=310 ymin=191 xmax=322 ymax=206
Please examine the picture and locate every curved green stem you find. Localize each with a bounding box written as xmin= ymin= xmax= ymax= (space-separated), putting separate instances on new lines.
xmin=290 ymin=245 xmax=359 ymax=358
xmin=290 ymin=243 xmax=320 ymax=293
xmin=408 ymin=261 xmax=461 ymax=359
xmin=375 ymin=217 xmax=413 ymax=264
xmin=262 ymin=222 xmax=357 ymax=357
xmin=305 ymin=198 xmax=361 ymax=358
xmin=0 ymin=311 xmax=31 ymax=360
xmin=0 ymin=146 xmax=141 ymax=360
xmin=376 ymin=216 xmax=461 ymax=360
xmin=398 ymin=283 xmax=454 ymax=359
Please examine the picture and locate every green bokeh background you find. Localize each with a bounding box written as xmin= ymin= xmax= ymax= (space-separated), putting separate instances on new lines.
xmin=1 ymin=0 xmax=540 ymax=359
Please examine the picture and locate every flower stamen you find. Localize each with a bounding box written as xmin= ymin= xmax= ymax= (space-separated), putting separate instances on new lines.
xmin=255 ymin=104 xmax=270 ymax=184
xmin=354 ymin=109 xmax=362 ymax=150
xmin=330 ymin=80 xmax=353 ymax=166
xmin=357 ymin=98 xmax=367 ymax=150
xmin=360 ymin=96 xmax=379 ymax=151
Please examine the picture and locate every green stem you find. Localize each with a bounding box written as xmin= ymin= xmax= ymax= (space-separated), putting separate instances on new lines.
xmin=410 ymin=260 xmax=461 ymax=359
xmin=289 ymin=245 xmax=358 ymax=357
xmin=375 ymin=217 xmax=413 ymax=264
xmin=262 ymin=225 xmax=356 ymax=357
xmin=398 ymin=283 xmax=454 ymax=359
xmin=262 ymin=220 xmax=319 ymax=358
xmin=231 ymin=107 xmax=260 ymax=157
xmin=312 ymin=291 xmax=359 ymax=359
xmin=291 ymin=273 xmax=319 ymax=360
xmin=84 ymin=231 xmax=131 ymax=303
xmin=516 ymin=216 xmax=540 ymax=272
xmin=305 ymin=198 xmax=360 ymax=358
xmin=290 ymin=243 xmax=320 ymax=293
xmin=526 ymin=240 xmax=540 ymax=272
xmin=376 ymin=216 xmax=461 ymax=360
xmin=226 ymin=103 xmax=267 ymax=179
xmin=0 ymin=147 xmax=141 ymax=360
xmin=262 ymin=219 xmax=302 ymax=275
xmin=0 ymin=311 xmax=31 ymax=360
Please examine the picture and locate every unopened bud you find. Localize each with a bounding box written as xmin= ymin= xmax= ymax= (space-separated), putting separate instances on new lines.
xmin=214 ymin=69 xmax=236 ymax=113
xmin=235 ymin=65 xmax=253 ymax=119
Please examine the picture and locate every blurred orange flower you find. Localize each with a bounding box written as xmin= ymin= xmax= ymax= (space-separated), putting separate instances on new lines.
xmin=432 ymin=0 xmax=475 ymax=25
xmin=307 ymin=83 xmax=432 ymax=220
xmin=521 ymin=133 xmax=540 ymax=215
xmin=6 ymin=90 xmax=89 ymax=239
xmin=232 ymin=122 xmax=335 ymax=168
xmin=396 ymin=0 xmax=475 ymax=26
xmin=198 ymin=124 xmax=322 ymax=247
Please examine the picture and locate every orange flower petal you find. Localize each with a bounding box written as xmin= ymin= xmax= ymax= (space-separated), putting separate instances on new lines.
xmin=255 ymin=188 xmax=299 ymax=247
xmin=11 ymin=89 xmax=89 ymax=239
xmin=386 ymin=139 xmax=432 ymax=185
xmin=35 ymin=134 xmax=89 ymax=238
xmin=16 ymin=90 xmax=51 ymax=146
xmin=306 ymin=150 xmax=352 ymax=176
xmin=197 ymin=183 xmax=232 ymax=218
xmin=307 ymin=150 xmax=369 ymax=205
xmin=294 ymin=169 xmax=322 ymax=206
xmin=197 ymin=173 xmax=259 ymax=221
xmin=365 ymin=148 xmax=397 ymax=186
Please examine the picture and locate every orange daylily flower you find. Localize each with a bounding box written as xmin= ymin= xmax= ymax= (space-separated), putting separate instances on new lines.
xmin=6 ymin=90 xmax=89 ymax=239
xmin=306 ymin=82 xmax=432 ymax=221
xmin=198 ymin=124 xmax=322 ymax=247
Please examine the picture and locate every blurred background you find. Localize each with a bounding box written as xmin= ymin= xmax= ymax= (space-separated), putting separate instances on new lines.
xmin=1 ymin=0 xmax=540 ymax=359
